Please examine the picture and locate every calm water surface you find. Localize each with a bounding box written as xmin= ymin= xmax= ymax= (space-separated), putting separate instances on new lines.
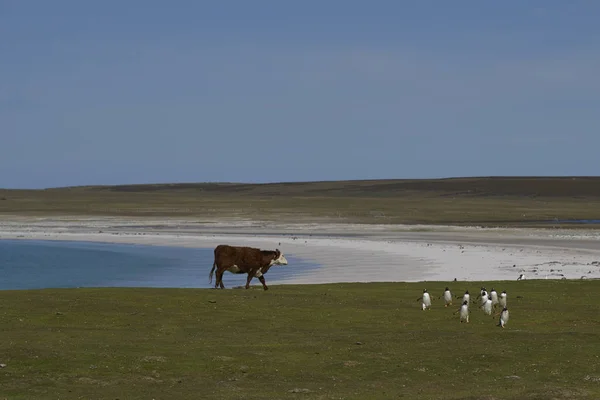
xmin=0 ymin=240 xmax=320 ymax=290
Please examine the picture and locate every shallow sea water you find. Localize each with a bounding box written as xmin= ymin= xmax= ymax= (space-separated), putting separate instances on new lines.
xmin=0 ymin=239 xmax=320 ymax=290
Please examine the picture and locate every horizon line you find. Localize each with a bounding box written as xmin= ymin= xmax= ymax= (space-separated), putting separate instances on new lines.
xmin=2 ymin=175 xmax=600 ymax=191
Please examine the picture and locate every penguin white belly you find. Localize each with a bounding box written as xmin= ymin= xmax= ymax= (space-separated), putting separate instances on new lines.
xmin=463 ymin=294 xmax=470 ymax=304
xmin=491 ymin=292 xmax=499 ymax=305
xmin=444 ymin=292 xmax=452 ymax=303
xmin=482 ymin=300 xmax=492 ymax=315
xmin=499 ymin=296 xmax=507 ymax=308
xmin=460 ymin=306 xmax=469 ymax=322
xmin=422 ymin=293 xmax=431 ymax=309
xmin=499 ymin=310 xmax=509 ymax=327
xmin=480 ymin=294 xmax=488 ymax=307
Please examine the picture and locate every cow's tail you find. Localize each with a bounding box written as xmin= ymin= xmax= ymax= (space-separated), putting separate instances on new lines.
xmin=209 ymin=261 xmax=217 ymax=284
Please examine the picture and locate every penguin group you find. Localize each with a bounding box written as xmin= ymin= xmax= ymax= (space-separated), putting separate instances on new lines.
xmin=417 ymin=286 xmax=510 ymax=328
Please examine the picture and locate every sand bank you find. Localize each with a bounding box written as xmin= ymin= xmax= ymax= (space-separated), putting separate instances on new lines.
xmin=1 ymin=216 xmax=599 ymax=285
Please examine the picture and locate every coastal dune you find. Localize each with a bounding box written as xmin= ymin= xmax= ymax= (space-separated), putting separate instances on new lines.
xmin=1 ymin=216 xmax=600 ymax=285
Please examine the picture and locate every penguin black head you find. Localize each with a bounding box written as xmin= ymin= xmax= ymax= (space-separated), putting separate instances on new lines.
xmin=491 ymin=287 xmax=495 ymax=292
xmin=463 ymin=300 xmax=468 ymax=305
xmin=502 ymin=290 xmax=506 ymax=294
xmin=502 ymin=307 xmax=508 ymax=312
xmin=465 ymin=290 xmax=469 ymax=294
xmin=445 ymin=287 xmax=449 ymax=291
xmin=423 ymin=289 xmax=427 ymax=293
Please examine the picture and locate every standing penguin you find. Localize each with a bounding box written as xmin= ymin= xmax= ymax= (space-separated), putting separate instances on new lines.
xmin=417 ymin=289 xmax=432 ymax=311
xmin=499 ymin=290 xmax=507 ymax=308
xmin=490 ymin=288 xmax=499 ymax=309
xmin=496 ymin=307 xmax=509 ymax=328
xmin=477 ymin=287 xmax=487 ymax=299
xmin=458 ymin=290 xmax=470 ymax=305
xmin=481 ymin=295 xmax=493 ymax=315
xmin=479 ymin=290 xmax=489 ymax=308
xmin=454 ymin=300 xmax=470 ymax=323
xmin=441 ymin=287 xmax=453 ymax=307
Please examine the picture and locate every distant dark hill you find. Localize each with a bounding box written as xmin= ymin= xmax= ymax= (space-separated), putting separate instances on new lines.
xmin=47 ymin=176 xmax=600 ymax=198
xmin=3 ymin=177 xmax=600 ymax=224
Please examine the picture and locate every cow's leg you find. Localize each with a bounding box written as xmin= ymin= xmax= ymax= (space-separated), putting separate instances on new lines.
xmin=213 ymin=269 xmax=220 ymax=289
xmin=215 ymin=268 xmax=226 ymax=289
xmin=213 ymin=268 xmax=220 ymax=289
xmin=258 ymin=276 xmax=268 ymax=291
xmin=245 ymin=271 xmax=254 ymax=289
xmin=253 ymin=269 xmax=268 ymax=290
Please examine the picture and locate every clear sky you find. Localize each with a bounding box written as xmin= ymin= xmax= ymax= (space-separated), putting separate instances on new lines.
xmin=1 ymin=1 xmax=599 ymax=188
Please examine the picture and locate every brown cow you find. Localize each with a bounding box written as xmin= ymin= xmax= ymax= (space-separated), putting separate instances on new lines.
xmin=208 ymin=244 xmax=289 ymax=290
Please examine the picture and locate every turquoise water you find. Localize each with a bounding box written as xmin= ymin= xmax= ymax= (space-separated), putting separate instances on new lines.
xmin=0 ymin=240 xmax=320 ymax=290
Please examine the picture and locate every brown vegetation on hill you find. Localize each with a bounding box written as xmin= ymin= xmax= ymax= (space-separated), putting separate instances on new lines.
xmin=1 ymin=177 xmax=599 ymax=226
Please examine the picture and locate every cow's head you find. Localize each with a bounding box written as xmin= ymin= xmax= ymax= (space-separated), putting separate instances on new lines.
xmin=271 ymin=249 xmax=288 ymax=266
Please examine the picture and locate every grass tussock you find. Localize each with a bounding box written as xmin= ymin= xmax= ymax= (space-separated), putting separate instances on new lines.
xmin=1 ymin=280 xmax=600 ymax=399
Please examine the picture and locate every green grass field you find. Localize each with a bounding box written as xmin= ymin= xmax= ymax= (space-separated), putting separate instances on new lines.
xmin=2 ymin=177 xmax=600 ymax=398
xmin=2 ymin=177 xmax=600 ymax=226
xmin=2 ymin=281 xmax=599 ymax=399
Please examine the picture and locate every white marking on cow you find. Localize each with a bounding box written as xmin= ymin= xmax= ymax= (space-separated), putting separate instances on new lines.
xmin=227 ymin=264 xmax=265 ymax=277
xmin=274 ymin=254 xmax=288 ymax=265
xmin=227 ymin=265 xmax=241 ymax=273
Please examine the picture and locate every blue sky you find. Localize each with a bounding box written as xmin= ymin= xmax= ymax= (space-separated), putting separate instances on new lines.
xmin=1 ymin=1 xmax=599 ymax=188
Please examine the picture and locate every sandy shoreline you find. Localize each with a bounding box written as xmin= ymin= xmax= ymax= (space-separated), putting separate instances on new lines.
xmin=1 ymin=216 xmax=600 ymax=285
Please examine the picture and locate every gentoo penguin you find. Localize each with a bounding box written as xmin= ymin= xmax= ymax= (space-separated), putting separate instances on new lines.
xmin=477 ymin=287 xmax=487 ymax=299
xmin=441 ymin=287 xmax=453 ymax=307
xmin=454 ymin=300 xmax=470 ymax=323
xmin=481 ymin=295 xmax=493 ymax=315
xmin=459 ymin=290 xmax=470 ymax=305
xmin=417 ymin=289 xmax=432 ymax=311
xmin=479 ymin=290 xmax=489 ymax=307
xmin=499 ymin=290 xmax=507 ymax=308
xmin=490 ymin=288 xmax=499 ymax=308
xmin=497 ymin=307 xmax=509 ymax=328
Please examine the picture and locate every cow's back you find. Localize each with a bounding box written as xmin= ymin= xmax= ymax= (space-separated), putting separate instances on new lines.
xmin=214 ymin=245 xmax=263 ymax=269
xmin=214 ymin=244 xmax=236 ymax=265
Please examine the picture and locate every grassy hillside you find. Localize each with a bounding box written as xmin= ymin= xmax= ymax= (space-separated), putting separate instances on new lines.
xmin=1 ymin=177 xmax=600 ymax=226
xmin=1 ymin=280 xmax=599 ymax=399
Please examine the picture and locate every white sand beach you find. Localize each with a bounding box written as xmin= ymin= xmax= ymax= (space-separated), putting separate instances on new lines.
xmin=1 ymin=216 xmax=600 ymax=285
